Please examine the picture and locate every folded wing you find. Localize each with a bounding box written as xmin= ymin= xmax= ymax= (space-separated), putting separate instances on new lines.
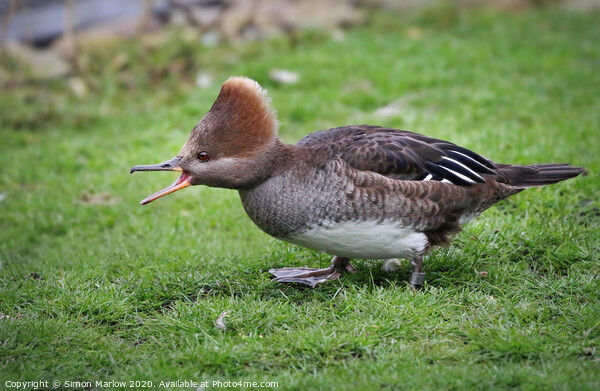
xmin=297 ymin=125 xmax=499 ymax=186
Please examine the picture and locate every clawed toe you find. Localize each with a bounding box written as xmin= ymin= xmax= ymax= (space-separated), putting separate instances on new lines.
xmin=269 ymin=256 xmax=426 ymax=288
xmin=270 ymin=256 xmax=355 ymax=288
xmin=269 ymin=266 xmax=341 ymax=288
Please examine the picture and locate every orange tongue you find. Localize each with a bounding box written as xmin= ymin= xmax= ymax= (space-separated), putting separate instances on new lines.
xmin=140 ymin=172 xmax=192 ymax=205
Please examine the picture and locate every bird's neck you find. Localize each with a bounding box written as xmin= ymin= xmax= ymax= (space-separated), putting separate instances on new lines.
xmin=233 ymin=138 xmax=296 ymax=190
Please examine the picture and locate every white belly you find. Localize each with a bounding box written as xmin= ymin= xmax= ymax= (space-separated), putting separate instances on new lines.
xmin=285 ymin=220 xmax=428 ymax=259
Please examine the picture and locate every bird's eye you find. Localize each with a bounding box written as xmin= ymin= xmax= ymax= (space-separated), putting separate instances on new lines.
xmin=197 ymin=151 xmax=210 ymax=161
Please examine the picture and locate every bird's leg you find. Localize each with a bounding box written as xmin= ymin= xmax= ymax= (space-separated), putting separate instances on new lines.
xmin=409 ymin=255 xmax=426 ymax=288
xmin=269 ymin=256 xmax=356 ymax=288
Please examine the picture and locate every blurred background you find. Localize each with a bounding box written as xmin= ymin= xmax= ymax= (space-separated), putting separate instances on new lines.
xmin=2 ymin=0 xmax=598 ymax=96
xmin=1 ymin=0 xmax=598 ymax=260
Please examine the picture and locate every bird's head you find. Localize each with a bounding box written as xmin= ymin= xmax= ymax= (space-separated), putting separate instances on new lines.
xmin=131 ymin=76 xmax=281 ymax=205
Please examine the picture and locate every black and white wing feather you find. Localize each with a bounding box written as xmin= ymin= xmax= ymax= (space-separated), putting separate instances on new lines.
xmin=297 ymin=125 xmax=500 ymax=186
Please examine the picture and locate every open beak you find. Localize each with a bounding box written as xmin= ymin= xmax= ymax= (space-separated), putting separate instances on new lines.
xmin=130 ymin=157 xmax=191 ymax=205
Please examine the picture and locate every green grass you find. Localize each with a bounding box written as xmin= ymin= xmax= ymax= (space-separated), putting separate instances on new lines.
xmin=1 ymin=7 xmax=599 ymax=390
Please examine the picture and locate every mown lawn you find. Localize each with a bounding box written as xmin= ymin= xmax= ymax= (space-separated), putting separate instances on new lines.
xmin=1 ymin=7 xmax=599 ymax=390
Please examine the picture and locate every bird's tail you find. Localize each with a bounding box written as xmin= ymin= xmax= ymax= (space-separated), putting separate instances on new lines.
xmin=498 ymin=163 xmax=585 ymax=189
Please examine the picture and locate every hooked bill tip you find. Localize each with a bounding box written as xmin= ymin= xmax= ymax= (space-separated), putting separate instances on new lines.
xmin=139 ymin=196 xmax=154 ymax=205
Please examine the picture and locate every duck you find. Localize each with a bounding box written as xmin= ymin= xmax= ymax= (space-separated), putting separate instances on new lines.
xmin=130 ymin=76 xmax=585 ymax=288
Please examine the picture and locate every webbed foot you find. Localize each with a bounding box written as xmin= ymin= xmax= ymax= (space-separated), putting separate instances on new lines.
xmin=269 ymin=256 xmax=356 ymax=288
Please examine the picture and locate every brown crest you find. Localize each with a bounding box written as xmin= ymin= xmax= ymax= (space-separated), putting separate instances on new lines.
xmin=181 ymin=77 xmax=279 ymax=158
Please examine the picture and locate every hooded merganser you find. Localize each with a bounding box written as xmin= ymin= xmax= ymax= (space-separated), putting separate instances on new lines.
xmin=131 ymin=77 xmax=585 ymax=288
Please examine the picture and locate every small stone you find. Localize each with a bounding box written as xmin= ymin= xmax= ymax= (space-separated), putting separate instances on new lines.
xmin=202 ymin=31 xmax=219 ymax=47
xmin=214 ymin=311 xmax=229 ymax=331
xmin=269 ymin=69 xmax=300 ymax=85
xmin=195 ymin=72 xmax=213 ymax=89
xmin=405 ymin=27 xmax=423 ymax=39
xmin=5 ymin=42 xmax=70 ymax=80
xmin=374 ymin=100 xmax=405 ymax=118
xmin=68 ymin=77 xmax=88 ymax=98
xmin=331 ymin=29 xmax=345 ymax=42
xmin=78 ymin=191 xmax=120 ymax=205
